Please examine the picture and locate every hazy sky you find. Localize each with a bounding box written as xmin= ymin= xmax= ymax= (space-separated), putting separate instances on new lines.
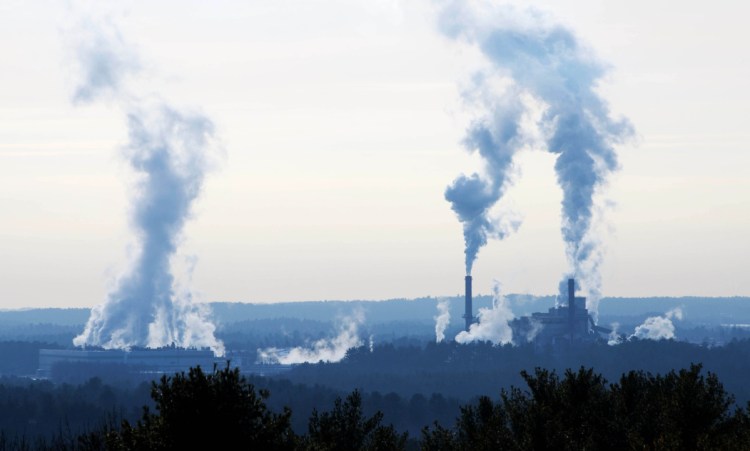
xmin=1 ymin=0 xmax=748 ymax=309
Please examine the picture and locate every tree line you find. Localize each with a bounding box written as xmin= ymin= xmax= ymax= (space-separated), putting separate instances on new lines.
xmin=3 ymin=362 xmax=750 ymax=450
xmin=283 ymin=338 xmax=750 ymax=403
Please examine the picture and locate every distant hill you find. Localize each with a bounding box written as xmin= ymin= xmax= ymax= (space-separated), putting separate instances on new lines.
xmin=1 ymin=295 xmax=748 ymax=332
xmin=599 ymin=297 xmax=750 ymax=324
xmin=0 ymin=308 xmax=89 ymax=326
xmin=210 ymin=295 xmax=750 ymax=328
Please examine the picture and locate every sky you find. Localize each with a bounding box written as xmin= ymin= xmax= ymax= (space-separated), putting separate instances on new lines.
xmin=1 ymin=0 xmax=749 ymax=309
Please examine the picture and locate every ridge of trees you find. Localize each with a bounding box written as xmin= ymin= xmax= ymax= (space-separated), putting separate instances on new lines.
xmin=282 ymin=339 xmax=750 ymax=403
xmin=3 ymin=362 xmax=746 ymax=450
xmin=85 ymin=365 xmax=405 ymax=451
xmin=422 ymin=364 xmax=750 ymax=450
xmin=6 ymin=339 xmax=750 ymax=448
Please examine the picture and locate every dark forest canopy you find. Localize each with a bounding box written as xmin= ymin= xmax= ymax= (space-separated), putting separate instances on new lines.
xmin=3 ymin=363 xmax=750 ymax=450
xmin=3 ymin=307 xmax=750 ymax=448
xmin=4 ymin=339 xmax=750 ymax=447
xmin=281 ymin=339 xmax=750 ymax=404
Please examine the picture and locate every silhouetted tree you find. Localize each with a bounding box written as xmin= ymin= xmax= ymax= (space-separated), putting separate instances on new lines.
xmin=107 ymin=364 xmax=295 ymax=450
xmin=422 ymin=364 xmax=750 ymax=451
xmin=609 ymin=364 xmax=739 ymax=450
xmin=303 ymin=390 xmax=406 ymax=451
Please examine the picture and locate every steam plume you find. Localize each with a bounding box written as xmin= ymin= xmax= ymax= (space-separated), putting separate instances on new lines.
xmin=630 ymin=308 xmax=683 ymax=341
xmin=523 ymin=318 xmax=543 ymax=343
xmin=607 ymin=322 xmax=622 ymax=346
xmin=434 ymin=298 xmax=451 ymax=342
xmin=70 ymin=14 xmax=138 ymax=104
xmin=455 ymin=281 xmax=514 ymax=345
xmin=439 ymin=2 xmax=633 ymax=306
xmin=69 ymin=11 xmax=224 ymax=355
xmin=444 ymin=85 xmax=526 ymax=275
xmin=258 ymin=311 xmax=365 ymax=364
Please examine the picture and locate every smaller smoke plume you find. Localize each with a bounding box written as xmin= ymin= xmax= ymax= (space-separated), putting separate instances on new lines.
xmin=445 ymin=85 xmax=527 ymax=275
xmin=607 ymin=322 xmax=622 ymax=346
xmin=631 ymin=308 xmax=684 ymax=341
xmin=524 ymin=318 xmax=543 ymax=343
xmin=434 ymin=298 xmax=451 ymax=342
xmin=258 ymin=311 xmax=365 ymax=365
xmin=455 ymin=281 xmax=514 ymax=345
xmin=69 ymin=14 xmax=138 ymax=103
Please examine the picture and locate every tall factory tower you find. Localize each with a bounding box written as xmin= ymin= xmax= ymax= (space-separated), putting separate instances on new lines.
xmin=464 ymin=275 xmax=474 ymax=332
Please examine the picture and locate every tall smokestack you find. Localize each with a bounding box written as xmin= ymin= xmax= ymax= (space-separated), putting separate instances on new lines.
xmin=568 ymin=278 xmax=575 ymax=337
xmin=464 ymin=275 xmax=473 ymax=332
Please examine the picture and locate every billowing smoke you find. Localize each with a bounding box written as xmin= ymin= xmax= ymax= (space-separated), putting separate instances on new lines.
xmin=444 ymin=84 xmax=527 ymax=275
xmin=434 ymin=298 xmax=451 ymax=342
xmin=439 ymin=2 xmax=633 ymax=308
xmin=258 ymin=311 xmax=365 ymax=364
xmin=69 ymin=11 xmax=224 ymax=355
xmin=630 ymin=308 xmax=683 ymax=341
xmin=455 ymin=281 xmax=514 ymax=345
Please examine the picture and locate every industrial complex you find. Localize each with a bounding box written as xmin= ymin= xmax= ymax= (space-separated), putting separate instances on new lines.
xmin=510 ymin=279 xmax=612 ymax=344
xmin=36 ymin=277 xmax=611 ymax=378
xmin=37 ymin=347 xmax=218 ymax=378
xmin=463 ymin=276 xmax=611 ymax=344
xmin=36 ymin=347 xmax=291 ymax=379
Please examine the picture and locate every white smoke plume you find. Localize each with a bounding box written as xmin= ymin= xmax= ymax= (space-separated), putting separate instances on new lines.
xmin=523 ymin=318 xmax=543 ymax=343
xmin=438 ymin=2 xmax=633 ymax=311
xmin=434 ymin=298 xmax=451 ymax=342
xmin=68 ymin=10 xmax=224 ymax=355
xmin=631 ymin=308 xmax=684 ymax=341
xmin=258 ymin=311 xmax=365 ymax=365
xmin=455 ymin=281 xmax=514 ymax=345
xmin=607 ymin=322 xmax=622 ymax=346
xmin=444 ymin=83 xmax=528 ymax=275
xmin=69 ymin=13 xmax=139 ymax=104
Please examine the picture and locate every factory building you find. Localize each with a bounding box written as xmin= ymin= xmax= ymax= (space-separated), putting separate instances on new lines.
xmin=37 ymin=347 xmax=219 ymax=378
xmin=463 ymin=275 xmax=608 ymax=343
xmin=511 ymin=278 xmax=610 ymax=344
xmin=37 ymin=347 xmax=295 ymax=379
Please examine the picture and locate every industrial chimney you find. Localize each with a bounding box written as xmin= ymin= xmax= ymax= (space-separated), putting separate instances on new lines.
xmin=568 ymin=278 xmax=575 ymax=337
xmin=464 ymin=275 xmax=473 ymax=332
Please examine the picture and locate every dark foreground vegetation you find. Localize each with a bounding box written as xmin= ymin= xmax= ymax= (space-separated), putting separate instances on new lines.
xmin=2 ymin=362 xmax=750 ymax=450
xmin=283 ymin=338 xmax=750 ymax=404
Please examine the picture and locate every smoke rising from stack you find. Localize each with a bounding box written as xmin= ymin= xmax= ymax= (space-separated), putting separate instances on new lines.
xmin=438 ymin=2 xmax=633 ymax=308
xmin=68 ymin=10 xmax=224 ymax=355
xmin=434 ymin=298 xmax=451 ymax=342
xmin=444 ymin=84 xmax=526 ymax=275
xmin=608 ymin=322 xmax=622 ymax=345
xmin=258 ymin=311 xmax=365 ymax=364
xmin=455 ymin=281 xmax=514 ymax=345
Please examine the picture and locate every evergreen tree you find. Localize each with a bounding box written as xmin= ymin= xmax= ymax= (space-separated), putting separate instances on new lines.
xmin=303 ymin=390 xmax=406 ymax=451
xmin=106 ymin=364 xmax=295 ymax=450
